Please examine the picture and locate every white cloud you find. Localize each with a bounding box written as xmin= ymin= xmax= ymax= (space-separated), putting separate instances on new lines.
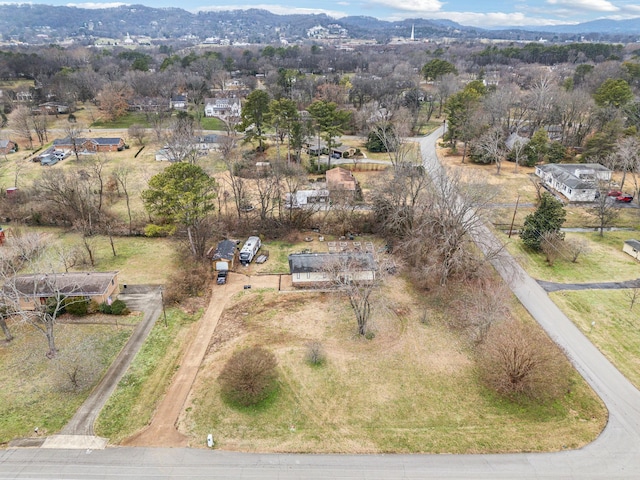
xmin=387 ymin=10 xmax=572 ymax=27
xmin=546 ymin=0 xmax=619 ymax=12
xmin=194 ymin=4 xmax=348 ymax=18
xmin=369 ymin=0 xmax=443 ymax=12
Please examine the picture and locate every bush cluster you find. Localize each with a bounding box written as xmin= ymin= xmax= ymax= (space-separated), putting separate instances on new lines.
xmin=98 ymin=299 xmax=129 ymax=315
xmin=218 ymin=346 xmax=278 ymax=407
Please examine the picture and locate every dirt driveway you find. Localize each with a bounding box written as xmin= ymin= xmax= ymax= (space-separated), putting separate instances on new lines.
xmin=123 ymin=272 xmax=280 ymax=447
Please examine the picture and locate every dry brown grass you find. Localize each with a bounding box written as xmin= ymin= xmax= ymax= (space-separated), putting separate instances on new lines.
xmin=180 ymin=275 xmax=606 ymax=453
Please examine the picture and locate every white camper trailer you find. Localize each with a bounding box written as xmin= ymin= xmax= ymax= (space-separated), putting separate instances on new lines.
xmin=239 ymin=236 xmax=261 ymax=265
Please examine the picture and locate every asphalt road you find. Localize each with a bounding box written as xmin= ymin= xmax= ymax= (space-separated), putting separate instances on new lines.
xmin=1 ymin=129 xmax=640 ymax=478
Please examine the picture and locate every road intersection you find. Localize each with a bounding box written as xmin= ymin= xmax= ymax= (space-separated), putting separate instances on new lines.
xmin=1 ymin=128 xmax=639 ymax=478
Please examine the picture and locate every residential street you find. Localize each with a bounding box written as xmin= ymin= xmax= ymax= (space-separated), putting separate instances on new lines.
xmin=1 ymin=127 xmax=640 ymax=478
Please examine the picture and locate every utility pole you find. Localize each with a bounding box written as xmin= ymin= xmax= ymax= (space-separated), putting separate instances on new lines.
xmin=508 ymin=194 xmax=520 ymax=238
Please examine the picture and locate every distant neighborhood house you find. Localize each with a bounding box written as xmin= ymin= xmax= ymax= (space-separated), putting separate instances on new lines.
xmin=169 ymin=94 xmax=188 ymax=110
xmin=535 ymin=163 xmax=611 ymax=202
xmin=288 ymin=252 xmax=376 ymax=287
xmin=0 ymin=139 xmax=17 ymax=155
xmin=33 ymin=102 xmax=69 ymax=115
xmin=285 ymin=188 xmax=330 ymax=209
xmin=326 ymin=167 xmax=358 ymax=192
xmin=53 ymin=137 xmax=126 ymax=153
xmin=204 ymin=97 xmax=242 ymax=119
xmin=5 ymin=271 xmax=120 ymax=311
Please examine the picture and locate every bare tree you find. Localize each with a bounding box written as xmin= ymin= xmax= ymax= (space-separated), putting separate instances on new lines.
xmin=451 ymin=277 xmax=511 ymax=344
xmin=3 ymin=271 xmax=86 ymax=358
xmin=476 ymin=126 xmax=506 ymax=175
xmin=0 ymin=304 xmax=14 ymax=342
xmin=624 ymin=285 xmax=640 ymax=311
xmin=565 ymin=237 xmax=590 ymax=263
xmin=408 ymin=169 xmax=499 ymax=287
xmin=113 ymin=167 xmax=133 ymax=235
xmin=540 ymin=230 xmax=565 ymax=266
xmin=11 ymin=105 xmax=33 ymax=149
xmin=127 ymin=124 xmax=147 ymax=146
xmin=220 ymin=136 xmax=249 ymax=219
xmin=31 ymin=111 xmax=50 ymax=147
xmin=477 ymin=319 xmax=572 ymax=401
xmin=63 ymin=122 xmax=86 ymax=162
xmin=591 ymin=182 xmax=621 ymax=237
xmin=323 ymin=253 xmax=386 ymax=336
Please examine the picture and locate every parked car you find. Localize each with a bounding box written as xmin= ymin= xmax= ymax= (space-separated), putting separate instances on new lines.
xmin=607 ymin=190 xmax=622 ymax=197
xmin=616 ymin=194 xmax=634 ymax=203
xmin=216 ymin=270 xmax=228 ymax=285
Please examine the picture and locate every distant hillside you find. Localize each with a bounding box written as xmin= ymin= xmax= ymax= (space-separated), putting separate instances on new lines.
xmin=0 ymin=3 xmax=637 ymax=45
xmin=526 ymin=18 xmax=640 ymax=35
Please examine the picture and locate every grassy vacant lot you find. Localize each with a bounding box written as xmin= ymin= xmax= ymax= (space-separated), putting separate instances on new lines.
xmin=3 ymin=227 xmax=179 ymax=285
xmin=96 ymin=307 xmax=201 ymax=443
xmin=0 ymin=320 xmax=132 ymax=444
xmin=499 ymin=230 xmax=640 ymax=283
xmin=551 ymin=289 xmax=640 ymax=390
xmin=181 ymin=278 xmax=605 ymax=453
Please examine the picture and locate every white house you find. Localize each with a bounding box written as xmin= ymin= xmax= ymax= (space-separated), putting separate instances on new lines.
xmin=285 ymin=189 xmax=330 ymax=209
xmin=204 ymin=97 xmax=242 ymax=119
xmin=288 ymin=252 xmax=376 ymax=287
xmin=623 ymin=239 xmax=640 ymax=261
xmin=535 ymin=163 xmax=611 ymax=202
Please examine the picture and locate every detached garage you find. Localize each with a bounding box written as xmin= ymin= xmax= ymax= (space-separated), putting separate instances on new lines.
xmin=623 ymin=239 xmax=640 ymax=261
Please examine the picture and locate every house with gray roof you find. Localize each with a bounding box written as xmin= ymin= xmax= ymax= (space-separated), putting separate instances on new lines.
xmin=288 ymin=252 xmax=376 ymax=287
xmin=535 ymin=163 xmax=611 ymax=202
xmin=5 ymin=271 xmax=119 ymax=311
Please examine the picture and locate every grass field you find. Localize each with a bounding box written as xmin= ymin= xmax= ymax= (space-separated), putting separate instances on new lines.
xmin=0 ymin=320 xmax=133 ymax=444
xmin=498 ymin=230 xmax=640 ymax=283
xmin=180 ymin=278 xmax=606 ymax=453
xmin=95 ymin=307 xmax=201 ymax=443
xmin=551 ymin=289 xmax=640 ymax=390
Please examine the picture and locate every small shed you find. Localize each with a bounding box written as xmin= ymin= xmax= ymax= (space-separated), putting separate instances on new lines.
xmin=623 ymin=239 xmax=640 ymax=261
xmin=210 ymin=240 xmax=237 ymax=270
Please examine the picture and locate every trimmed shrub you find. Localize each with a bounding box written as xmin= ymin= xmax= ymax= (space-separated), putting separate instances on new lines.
xmin=110 ymin=299 xmax=128 ymax=315
xmin=98 ymin=302 xmax=112 ymax=314
xmin=218 ymin=346 xmax=278 ymax=407
xmin=64 ymin=297 xmax=89 ymax=316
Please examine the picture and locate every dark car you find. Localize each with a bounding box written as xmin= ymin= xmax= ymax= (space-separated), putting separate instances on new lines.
xmin=216 ymin=270 xmax=228 ymax=285
xmin=616 ymin=194 xmax=634 ymax=203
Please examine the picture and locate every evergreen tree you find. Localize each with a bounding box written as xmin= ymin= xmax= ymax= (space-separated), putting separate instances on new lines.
xmin=520 ymin=193 xmax=566 ymax=251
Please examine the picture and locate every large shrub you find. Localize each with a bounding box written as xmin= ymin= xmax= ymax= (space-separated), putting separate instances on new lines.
xmin=64 ymin=297 xmax=89 ymax=316
xmin=218 ymin=346 xmax=278 ymax=407
xmin=476 ymin=320 xmax=571 ymax=402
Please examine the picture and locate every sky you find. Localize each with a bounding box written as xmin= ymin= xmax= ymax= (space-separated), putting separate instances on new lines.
xmin=8 ymin=0 xmax=640 ymax=28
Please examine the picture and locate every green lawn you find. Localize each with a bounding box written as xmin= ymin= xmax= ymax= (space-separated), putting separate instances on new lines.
xmin=200 ymin=117 xmax=226 ymax=130
xmin=91 ymin=112 xmax=151 ymax=128
xmin=499 ymin=230 xmax=640 ymax=283
xmin=0 ymin=321 xmax=131 ymax=444
xmin=551 ymin=289 xmax=640 ymax=390
xmin=95 ymin=307 xmax=200 ymax=442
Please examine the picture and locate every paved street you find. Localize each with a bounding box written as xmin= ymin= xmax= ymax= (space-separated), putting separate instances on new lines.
xmin=1 ymin=128 xmax=639 ymax=478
